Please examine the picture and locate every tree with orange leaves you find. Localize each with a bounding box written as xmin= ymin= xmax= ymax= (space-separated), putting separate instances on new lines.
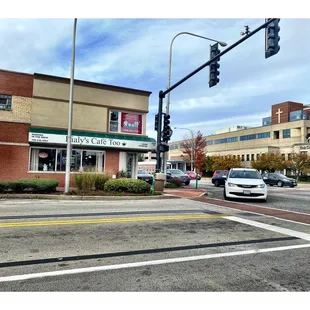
xmin=181 ymin=131 xmax=206 ymax=171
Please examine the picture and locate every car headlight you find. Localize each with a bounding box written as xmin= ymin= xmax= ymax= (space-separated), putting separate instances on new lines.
xmin=228 ymin=182 xmax=238 ymax=187
xmin=258 ymin=184 xmax=265 ymax=188
xmin=283 ymin=179 xmax=290 ymax=182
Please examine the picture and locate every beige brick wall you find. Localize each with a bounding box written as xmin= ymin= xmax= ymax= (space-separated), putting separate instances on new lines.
xmin=0 ymin=96 xmax=32 ymax=123
xmin=33 ymin=79 xmax=150 ymax=113
xmin=31 ymin=98 xmax=108 ymax=132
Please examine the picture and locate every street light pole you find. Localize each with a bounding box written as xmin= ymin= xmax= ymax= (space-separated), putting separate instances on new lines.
xmin=162 ymin=32 xmax=227 ymax=175
xmin=64 ymin=18 xmax=77 ymax=194
xmin=174 ymin=127 xmax=195 ymax=171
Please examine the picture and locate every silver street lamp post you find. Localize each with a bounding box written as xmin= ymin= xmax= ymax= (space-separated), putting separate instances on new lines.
xmin=162 ymin=32 xmax=227 ymax=174
xmin=174 ymin=127 xmax=195 ymax=172
xmin=64 ymin=18 xmax=77 ymax=194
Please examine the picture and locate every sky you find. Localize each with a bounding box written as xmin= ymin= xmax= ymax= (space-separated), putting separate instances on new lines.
xmin=1 ymin=17 xmax=310 ymax=142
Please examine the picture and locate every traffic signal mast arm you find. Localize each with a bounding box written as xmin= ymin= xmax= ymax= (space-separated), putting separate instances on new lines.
xmin=160 ymin=18 xmax=277 ymax=99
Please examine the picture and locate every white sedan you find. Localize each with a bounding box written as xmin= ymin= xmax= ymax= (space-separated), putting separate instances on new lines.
xmin=223 ymin=168 xmax=268 ymax=202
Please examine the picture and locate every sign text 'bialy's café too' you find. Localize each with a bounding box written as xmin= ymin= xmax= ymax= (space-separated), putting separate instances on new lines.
xmin=0 ymin=69 xmax=156 ymax=186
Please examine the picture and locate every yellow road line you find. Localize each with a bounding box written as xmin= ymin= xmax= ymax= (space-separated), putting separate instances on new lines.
xmin=0 ymin=214 xmax=230 ymax=228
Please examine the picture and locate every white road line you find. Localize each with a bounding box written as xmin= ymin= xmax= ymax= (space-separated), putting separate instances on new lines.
xmin=224 ymin=216 xmax=310 ymax=241
xmin=0 ymin=243 xmax=310 ymax=283
xmin=203 ymin=196 xmax=310 ymax=217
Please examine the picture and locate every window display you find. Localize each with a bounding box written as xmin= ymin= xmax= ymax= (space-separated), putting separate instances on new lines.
xmin=29 ymin=147 xmax=105 ymax=173
xmin=30 ymin=148 xmax=56 ymax=171
xmin=109 ymin=110 xmax=143 ymax=134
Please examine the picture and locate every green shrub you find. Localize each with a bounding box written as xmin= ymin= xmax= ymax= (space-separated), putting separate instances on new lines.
xmin=164 ymin=182 xmax=179 ymax=188
xmin=0 ymin=182 xmax=10 ymax=193
xmin=94 ymin=174 xmax=111 ymax=191
xmin=74 ymin=173 xmax=96 ymax=191
xmin=18 ymin=179 xmax=59 ymax=192
xmin=104 ymin=178 xmax=151 ymax=194
xmin=0 ymin=179 xmax=58 ymax=193
xmin=286 ymin=175 xmax=310 ymax=182
xmin=299 ymin=175 xmax=310 ymax=182
xmin=9 ymin=182 xmax=25 ymax=193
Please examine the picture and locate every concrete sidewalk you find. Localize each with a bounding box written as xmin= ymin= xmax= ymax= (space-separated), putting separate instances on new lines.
xmin=0 ymin=187 xmax=206 ymax=200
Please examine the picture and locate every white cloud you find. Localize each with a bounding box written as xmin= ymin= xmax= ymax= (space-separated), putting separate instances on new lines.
xmin=0 ymin=19 xmax=73 ymax=73
xmin=149 ymin=64 xmax=306 ymax=113
xmin=146 ymin=111 xmax=271 ymax=143
xmin=170 ymin=111 xmax=270 ymax=142
xmin=73 ymin=19 xmax=253 ymax=82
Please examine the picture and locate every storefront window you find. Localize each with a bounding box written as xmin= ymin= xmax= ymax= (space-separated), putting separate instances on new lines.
xmin=82 ymin=151 xmax=97 ymax=171
xmin=109 ymin=110 xmax=119 ymax=132
xmin=30 ymin=148 xmax=56 ymax=171
xmin=56 ymin=150 xmax=82 ymax=172
xmin=29 ymin=148 xmax=105 ymax=173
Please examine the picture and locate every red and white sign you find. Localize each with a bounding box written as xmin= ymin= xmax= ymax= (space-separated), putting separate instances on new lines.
xmin=39 ymin=152 xmax=48 ymax=158
xmin=121 ymin=113 xmax=142 ymax=134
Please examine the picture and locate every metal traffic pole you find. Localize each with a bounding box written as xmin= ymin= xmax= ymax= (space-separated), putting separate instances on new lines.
xmin=64 ymin=18 xmax=77 ymax=194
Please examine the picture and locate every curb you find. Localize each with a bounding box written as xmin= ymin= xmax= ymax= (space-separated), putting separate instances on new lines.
xmin=0 ymin=193 xmax=181 ymax=201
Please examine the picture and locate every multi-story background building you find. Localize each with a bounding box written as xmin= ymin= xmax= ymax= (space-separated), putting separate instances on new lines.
xmin=0 ymin=69 xmax=156 ymax=186
xmin=168 ymin=101 xmax=310 ymax=170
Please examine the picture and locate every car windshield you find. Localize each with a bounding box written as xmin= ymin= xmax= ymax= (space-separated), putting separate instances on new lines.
xmin=275 ymin=173 xmax=286 ymax=178
xmin=169 ymin=169 xmax=184 ymax=175
xmin=138 ymin=170 xmax=148 ymax=174
xmin=229 ymin=170 xmax=262 ymax=179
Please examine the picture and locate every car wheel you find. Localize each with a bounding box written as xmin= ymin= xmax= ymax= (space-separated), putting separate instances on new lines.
xmin=214 ymin=180 xmax=220 ymax=187
xmin=277 ymin=181 xmax=283 ymax=187
xmin=290 ymin=185 xmax=295 ymax=188
xmin=184 ymin=182 xmax=190 ymax=186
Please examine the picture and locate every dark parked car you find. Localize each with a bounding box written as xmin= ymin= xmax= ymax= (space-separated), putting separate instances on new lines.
xmin=167 ymin=169 xmax=190 ymax=186
xmin=137 ymin=169 xmax=154 ymax=185
xmin=212 ymin=170 xmax=228 ymax=187
xmin=262 ymin=173 xmax=297 ymax=187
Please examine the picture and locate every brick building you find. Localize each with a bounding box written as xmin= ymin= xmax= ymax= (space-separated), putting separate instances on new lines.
xmin=0 ymin=69 xmax=156 ymax=186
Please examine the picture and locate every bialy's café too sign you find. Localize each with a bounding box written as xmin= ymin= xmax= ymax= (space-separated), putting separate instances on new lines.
xmin=29 ymin=131 xmax=156 ymax=151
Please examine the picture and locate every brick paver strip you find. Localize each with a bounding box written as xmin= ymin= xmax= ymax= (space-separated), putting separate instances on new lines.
xmin=164 ymin=189 xmax=206 ymax=198
xmin=192 ymin=197 xmax=310 ymax=225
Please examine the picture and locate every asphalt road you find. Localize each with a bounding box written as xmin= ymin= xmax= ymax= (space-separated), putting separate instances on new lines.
xmin=0 ymin=197 xmax=309 ymax=292
xmin=191 ymin=179 xmax=310 ymax=214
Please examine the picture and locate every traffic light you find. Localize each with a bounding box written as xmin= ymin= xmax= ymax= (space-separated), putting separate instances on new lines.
xmin=154 ymin=113 xmax=159 ymax=131
xmin=162 ymin=113 xmax=173 ymax=142
xmin=265 ymin=18 xmax=280 ymax=59
xmin=209 ymin=43 xmax=220 ymax=88
xmin=159 ymin=143 xmax=169 ymax=153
